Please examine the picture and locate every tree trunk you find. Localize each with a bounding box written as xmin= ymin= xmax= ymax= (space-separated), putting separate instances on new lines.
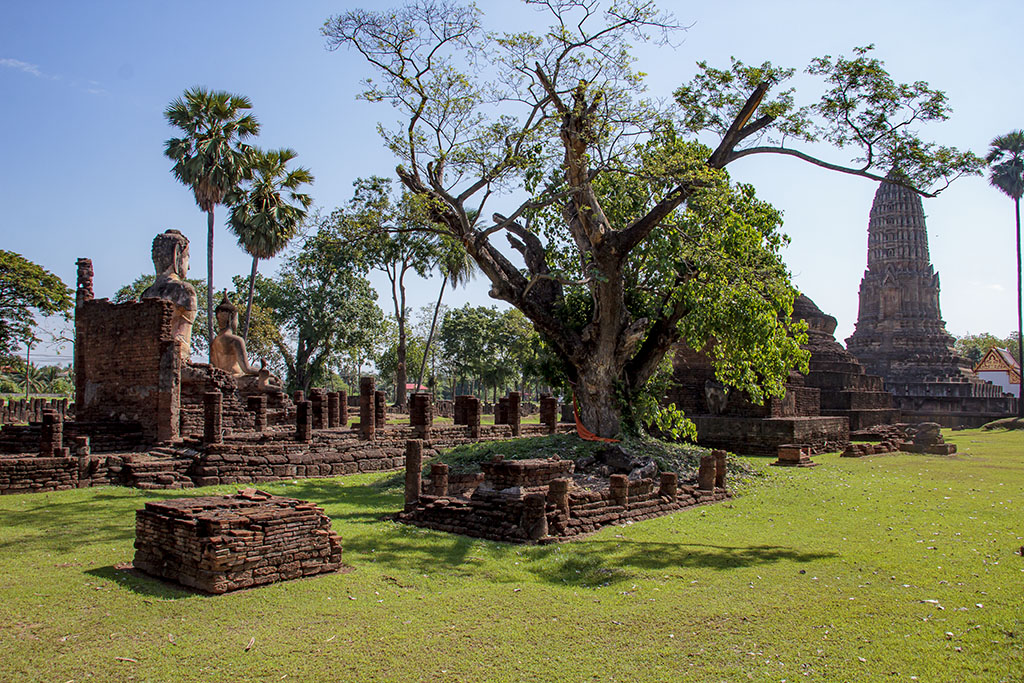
xmin=416 ymin=273 xmax=448 ymax=393
xmin=243 ymin=254 xmax=258 ymax=343
xmin=1016 ymin=197 xmax=1023 ymax=417
xmin=206 ymin=208 xmax=216 ymax=360
xmin=574 ymin=363 xmax=624 ymax=438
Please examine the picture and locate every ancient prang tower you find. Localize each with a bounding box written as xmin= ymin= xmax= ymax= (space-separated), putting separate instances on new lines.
xmin=845 ymin=179 xmax=1016 ymax=426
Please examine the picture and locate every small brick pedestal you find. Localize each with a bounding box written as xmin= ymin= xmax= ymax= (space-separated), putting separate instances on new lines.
xmin=133 ymin=489 xmax=343 ymax=594
xmin=772 ymin=444 xmax=818 ymax=467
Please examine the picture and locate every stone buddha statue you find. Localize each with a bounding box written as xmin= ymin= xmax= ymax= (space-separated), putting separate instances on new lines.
xmin=141 ymin=230 xmax=197 ymax=363
xmin=210 ymin=294 xmax=282 ymax=393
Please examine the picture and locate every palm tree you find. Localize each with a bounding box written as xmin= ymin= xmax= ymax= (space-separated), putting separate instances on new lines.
xmin=227 ymin=148 xmax=314 ymax=341
xmin=986 ymin=130 xmax=1024 ymax=416
xmin=164 ymin=87 xmax=260 ymax=355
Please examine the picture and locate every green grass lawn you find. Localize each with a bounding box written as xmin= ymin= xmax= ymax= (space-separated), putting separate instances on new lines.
xmin=1 ymin=428 xmax=1021 ymax=682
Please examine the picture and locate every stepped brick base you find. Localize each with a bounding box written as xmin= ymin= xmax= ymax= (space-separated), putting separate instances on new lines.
xmin=133 ymin=489 xmax=342 ymax=594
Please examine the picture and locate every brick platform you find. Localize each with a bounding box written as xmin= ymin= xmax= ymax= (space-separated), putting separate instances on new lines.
xmin=133 ymin=489 xmax=342 ymax=594
xmin=397 ymin=444 xmax=730 ymax=543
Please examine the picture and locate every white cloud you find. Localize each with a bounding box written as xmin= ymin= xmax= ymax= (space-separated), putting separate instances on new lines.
xmin=0 ymin=58 xmax=57 ymax=80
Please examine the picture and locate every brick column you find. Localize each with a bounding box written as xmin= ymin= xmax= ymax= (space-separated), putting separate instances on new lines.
xmin=547 ymin=477 xmax=570 ymax=513
xmin=659 ymin=471 xmax=678 ymax=500
xmin=374 ymin=390 xmax=387 ymax=428
xmin=327 ymin=392 xmax=340 ymax=428
xmin=404 ymin=439 xmax=423 ymax=510
xmin=540 ymin=395 xmax=558 ymax=434
xmin=40 ymin=410 xmax=62 ymax=456
xmin=609 ymin=474 xmax=629 ymax=507
xmin=293 ymin=390 xmax=305 ymax=404
xmin=508 ymin=391 xmax=521 ymax=437
xmin=247 ymin=395 xmax=266 ymax=433
xmin=359 ymin=377 xmax=375 ymax=441
xmin=713 ymin=449 xmax=727 ymax=489
xmin=496 ymin=397 xmax=508 ymax=425
xmin=467 ymin=396 xmax=481 ymax=440
xmin=429 ymin=462 xmax=449 ymax=497
xmin=296 ymin=400 xmax=312 ymax=443
xmin=454 ymin=395 xmax=467 ymax=425
xmin=203 ymin=391 xmax=222 ymax=445
xmin=410 ymin=393 xmax=433 ymax=440
xmin=310 ymin=389 xmax=326 ymax=430
xmin=697 ymin=454 xmax=716 ymax=491
xmin=522 ymin=493 xmax=549 ymax=540
xmin=338 ymin=390 xmax=349 ymax=428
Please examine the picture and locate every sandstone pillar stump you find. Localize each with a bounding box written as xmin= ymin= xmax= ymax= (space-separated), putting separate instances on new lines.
xmin=713 ymin=449 xmax=727 ymax=488
xmin=697 ymin=454 xmax=716 ymax=491
xmin=547 ymin=477 xmax=570 ymax=513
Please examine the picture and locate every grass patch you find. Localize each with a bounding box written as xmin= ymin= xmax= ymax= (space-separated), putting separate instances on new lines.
xmin=1 ymin=429 xmax=1022 ymax=681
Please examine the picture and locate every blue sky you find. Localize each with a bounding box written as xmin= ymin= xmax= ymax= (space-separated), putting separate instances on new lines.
xmin=3 ymin=1 xmax=1022 ymax=365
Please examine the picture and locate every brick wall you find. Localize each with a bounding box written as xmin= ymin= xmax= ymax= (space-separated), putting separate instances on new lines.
xmin=75 ymin=298 xmax=179 ymax=442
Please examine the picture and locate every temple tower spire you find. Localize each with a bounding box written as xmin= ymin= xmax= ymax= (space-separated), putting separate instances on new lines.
xmin=845 ymin=178 xmax=1016 ymax=425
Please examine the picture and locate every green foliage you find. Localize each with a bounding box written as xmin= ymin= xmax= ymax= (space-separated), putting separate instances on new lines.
xmin=675 ymin=46 xmax=983 ymax=192
xmin=0 ymin=251 xmax=72 ymax=354
xmin=114 ymin=273 xmax=210 ymax=357
xmin=257 ymin=226 xmax=384 ymax=392
xmin=329 ymin=1 xmax=978 ymax=437
xmin=164 ymin=88 xmax=260 ymax=213
xmin=955 ymin=332 xmax=1020 ymax=365
xmin=986 ymin=130 xmax=1024 ymax=201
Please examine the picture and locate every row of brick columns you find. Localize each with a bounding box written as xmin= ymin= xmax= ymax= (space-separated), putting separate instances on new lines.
xmin=200 ymin=382 xmax=569 ymax=446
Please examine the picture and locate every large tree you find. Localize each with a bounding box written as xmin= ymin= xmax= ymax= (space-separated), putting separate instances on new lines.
xmin=227 ymin=147 xmax=314 ymax=342
xmin=986 ymin=130 xmax=1024 ymax=414
xmin=164 ymin=87 xmax=260 ymax=355
xmin=326 ymin=1 xmax=981 ymax=437
xmin=0 ymin=251 xmax=72 ymax=357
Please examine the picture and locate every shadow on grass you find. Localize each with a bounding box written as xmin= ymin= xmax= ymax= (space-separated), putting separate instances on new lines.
xmin=345 ymin=528 xmax=838 ymax=587
xmin=85 ymin=565 xmax=201 ymax=600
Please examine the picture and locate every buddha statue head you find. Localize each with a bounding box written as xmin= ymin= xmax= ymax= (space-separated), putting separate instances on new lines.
xmin=151 ymin=229 xmax=190 ymax=279
xmin=215 ymin=293 xmax=239 ymax=335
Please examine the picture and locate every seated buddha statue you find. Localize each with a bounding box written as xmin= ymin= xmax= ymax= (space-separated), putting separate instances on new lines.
xmin=210 ymin=294 xmax=282 ymax=393
xmin=141 ymin=229 xmax=197 ymax=363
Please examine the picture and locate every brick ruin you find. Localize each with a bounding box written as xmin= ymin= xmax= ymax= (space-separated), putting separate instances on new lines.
xmin=845 ymin=179 xmax=1017 ymax=427
xmin=0 ymin=245 xmax=576 ymax=496
xmin=794 ymin=294 xmax=900 ymax=430
xmin=133 ymin=489 xmax=342 ymax=594
xmin=396 ymin=440 xmax=730 ymax=543
xmin=666 ymin=344 xmax=849 ymax=456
